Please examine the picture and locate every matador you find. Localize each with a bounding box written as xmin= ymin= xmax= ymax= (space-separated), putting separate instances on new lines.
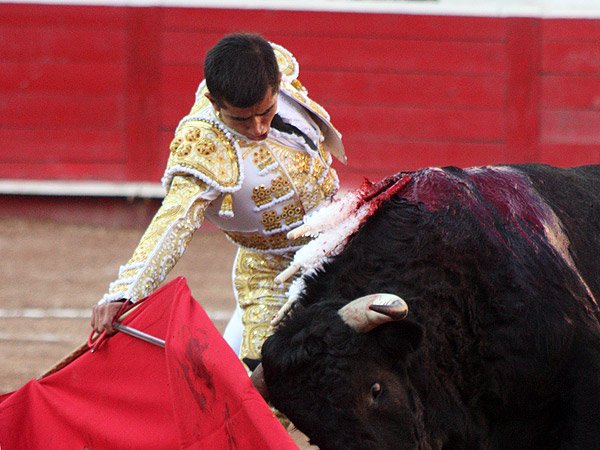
xmin=97 ymin=42 xmax=346 ymax=364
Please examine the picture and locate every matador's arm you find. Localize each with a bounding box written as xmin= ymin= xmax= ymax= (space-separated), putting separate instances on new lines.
xmin=99 ymin=175 xmax=215 ymax=304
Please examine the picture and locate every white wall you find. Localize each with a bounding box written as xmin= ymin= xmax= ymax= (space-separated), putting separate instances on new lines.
xmin=2 ymin=0 xmax=600 ymax=18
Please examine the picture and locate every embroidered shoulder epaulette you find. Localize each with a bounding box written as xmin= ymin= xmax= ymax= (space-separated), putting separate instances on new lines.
xmin=271 ymin=42 xmax=300 ymax=84
xmin=272 ymin=43 xmax=346 ymax=164
xmin=162 ymin=118 xmax=243 ymax=194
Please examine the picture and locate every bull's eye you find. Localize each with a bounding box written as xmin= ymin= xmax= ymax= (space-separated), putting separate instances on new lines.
xmin=370 ymin=383 xmax=383 ymax=401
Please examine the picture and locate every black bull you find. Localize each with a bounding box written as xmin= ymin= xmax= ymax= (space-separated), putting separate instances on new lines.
xmin=261 ymin=164 xmax=600 ymax=450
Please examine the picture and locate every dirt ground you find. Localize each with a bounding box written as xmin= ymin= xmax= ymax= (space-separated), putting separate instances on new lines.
xmin=0 ymin=216 xmax=315 ymax=449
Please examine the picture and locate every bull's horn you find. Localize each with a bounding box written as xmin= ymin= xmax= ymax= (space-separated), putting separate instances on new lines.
xmin=339 ymin=293 xmax=408 ymax=333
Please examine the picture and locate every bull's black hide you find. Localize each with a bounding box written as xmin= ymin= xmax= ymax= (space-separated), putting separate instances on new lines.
xmin=262 ymin=164 xmax=600 ymax=450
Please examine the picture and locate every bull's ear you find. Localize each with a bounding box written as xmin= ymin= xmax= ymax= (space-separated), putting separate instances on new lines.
xmin=375 ymin=320 xmax=423 ymax=360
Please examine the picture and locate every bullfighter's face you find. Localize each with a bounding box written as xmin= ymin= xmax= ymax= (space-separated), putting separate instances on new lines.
xmin=206 ymin=86 xmax=279 ymax=141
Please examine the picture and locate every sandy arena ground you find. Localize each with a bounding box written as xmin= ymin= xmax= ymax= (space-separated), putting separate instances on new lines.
xmin=0 ymin=216 xmax=315 ymax=449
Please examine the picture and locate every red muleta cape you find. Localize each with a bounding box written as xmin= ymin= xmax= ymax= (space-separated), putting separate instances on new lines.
xmin=0 ymin=277 xmax=299 ymax=450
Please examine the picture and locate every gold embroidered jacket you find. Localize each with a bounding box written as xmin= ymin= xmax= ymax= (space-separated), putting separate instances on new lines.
xmin=100 ymin=43 xmax=345 ymax=304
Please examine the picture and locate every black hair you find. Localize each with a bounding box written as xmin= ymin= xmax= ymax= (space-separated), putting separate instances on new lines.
xmin=204 ymin=33 xmax=280 ymax=108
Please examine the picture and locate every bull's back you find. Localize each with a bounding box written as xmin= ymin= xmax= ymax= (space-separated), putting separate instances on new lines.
xmin=517 ymin=164 xmax=600 ymax=306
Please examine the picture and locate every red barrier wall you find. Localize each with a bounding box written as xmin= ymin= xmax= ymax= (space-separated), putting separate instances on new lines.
xmin=1 ymin=4 xmax=599 ymax=188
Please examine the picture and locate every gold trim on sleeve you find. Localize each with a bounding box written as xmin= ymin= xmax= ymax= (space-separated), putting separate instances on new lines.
xmin=100 ymin=176 xmax=211 ymax=304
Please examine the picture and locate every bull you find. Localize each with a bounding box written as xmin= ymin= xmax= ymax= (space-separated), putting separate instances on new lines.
xmin=259 ymin=164 xmax=600 ymax=450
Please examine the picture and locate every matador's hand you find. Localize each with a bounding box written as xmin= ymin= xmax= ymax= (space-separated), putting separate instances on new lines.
xmin=91 ymin=301 xmax=127 ymax=335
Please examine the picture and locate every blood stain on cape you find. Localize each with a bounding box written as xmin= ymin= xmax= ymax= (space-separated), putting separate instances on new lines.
xmin=179 ymin=332 xmax=215 ymax=412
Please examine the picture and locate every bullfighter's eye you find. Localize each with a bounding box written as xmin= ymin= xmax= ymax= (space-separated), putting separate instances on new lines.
xmin=370 ymin=383 xmax=383 ymax=401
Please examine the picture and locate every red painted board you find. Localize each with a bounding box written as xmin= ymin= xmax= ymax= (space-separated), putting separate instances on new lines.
xmin=542 ymin=18 xmax=600 ymax=42
xmin=301 ymin=72 xmax=506 ymax=108
xmin=0 ymin=27 xmax=127 ymax=63
xmin=327 ymin=105 xmax=506 ymax=141
xmin=162 ymin=8 xmax=507 ymax=41
xmin=0 ymin=61 xmax=126 ymax=96
xmin=540 ymin=110 xmax=600 ymax=145
xmin=0 ymin=3 xmax=598 ymax=186
xmin=162 ymin=32 xmax=508 ymax=75
xmin=0 ymin=3 xmax=126 ymax=28
xmin=123 ymin=7 xmax=163 ymax=182
xmin=541 ymin=75 xmax=600 ymax=109
xmin=542 ymin=41 xmax=600 ymax=74
xmin=538 ymin=144 xmax=600 ymax=166
xmin=0 ymin=129 xmax=125 ymax=164
xmin=340 ymin=138 xmax=507 ymax=171
xmin=0 ymin=93 xmax=124 ymax=129
xmin=504 ymin=17 xmax=541 ymax=162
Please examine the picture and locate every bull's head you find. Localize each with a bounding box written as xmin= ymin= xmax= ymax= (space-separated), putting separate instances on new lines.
xmin=259 ymin=293 xmax=424 ymax=450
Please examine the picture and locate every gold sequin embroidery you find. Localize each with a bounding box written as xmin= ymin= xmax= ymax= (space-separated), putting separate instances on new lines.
xmin=251 ymin=176 xmax=294 ymax=209
xmin=281 ymin=202 xmax=304 ymax=226
xmin=252 ymin=185 xmax=271 ymax=207
xmin=294 ymin=153 xmax=311 ymax=174
xmin=266 ymin=141 xmax=338 ymax=214
xmin=233 ymin=248 xmax=295 ymax=360
xmin=291 ymin=79 xmax=307 ymax=95
xmin=262 ymin=210 xmax=281 ymax=232
xmin=252 ymin=147 xmax=276 ymax=172
xmin=197 ymin=139 xmax=216 ymax=156
xmin=271 ymin=176 xmax=291 ymax=198
xmin=166 ymin=120 xmax=240 ymax=190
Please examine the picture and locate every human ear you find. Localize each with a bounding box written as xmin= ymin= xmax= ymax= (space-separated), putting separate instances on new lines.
xmin=205 ymin=92 xmax=220 ymax=112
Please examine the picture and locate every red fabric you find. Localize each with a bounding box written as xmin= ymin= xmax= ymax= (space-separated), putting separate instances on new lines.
xmin=0 ymin=277 xmax=298 ymax=450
